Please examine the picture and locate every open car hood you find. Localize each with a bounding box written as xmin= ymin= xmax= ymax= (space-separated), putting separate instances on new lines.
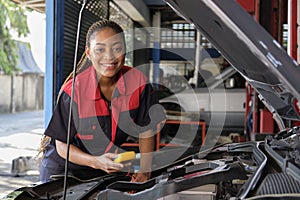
xmin=164 ymin=0 xmax=300 ymax=124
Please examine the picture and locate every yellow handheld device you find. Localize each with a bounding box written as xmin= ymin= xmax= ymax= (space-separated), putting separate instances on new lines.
xmin=114 ymin=151 xmax=140 ymax=163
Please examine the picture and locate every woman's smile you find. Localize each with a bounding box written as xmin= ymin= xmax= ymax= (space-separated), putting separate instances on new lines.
xmin=100 ymin=63 xmax=117 ymax=70
xmin=86 ymin=27 xmax=125 ymax=78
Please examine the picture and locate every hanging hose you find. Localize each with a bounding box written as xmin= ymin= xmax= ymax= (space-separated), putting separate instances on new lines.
xmin=62 ymin=0 xmax=87 ymax=199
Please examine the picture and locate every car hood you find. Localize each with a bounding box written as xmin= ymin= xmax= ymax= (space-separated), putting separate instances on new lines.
xmin=164 ymin=0 xmax=300 ymax=125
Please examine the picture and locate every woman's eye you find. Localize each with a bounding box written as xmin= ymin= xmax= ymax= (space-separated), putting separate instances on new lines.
xmin=113 ymin=47 xmax=122 ymax=53
xmin=94 ymin=48 xmax=105 ymax=53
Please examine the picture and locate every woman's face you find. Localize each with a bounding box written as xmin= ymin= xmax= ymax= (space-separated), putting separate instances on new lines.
xmin=86 ymin=27 xmax=125 ymax=78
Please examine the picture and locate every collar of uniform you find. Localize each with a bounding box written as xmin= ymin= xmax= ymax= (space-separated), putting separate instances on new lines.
xmin=76 ymin=66 xmax=100 ymax=100
xmin=114 ymin=68 xmax=126 ymax=97
xmin=115 ymin=66 xmax=140 ymax=97
xmin=83 ymin=66 xmax=133 ymax=100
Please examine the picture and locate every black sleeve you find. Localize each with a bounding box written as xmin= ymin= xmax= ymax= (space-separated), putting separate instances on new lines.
xmin=136 ymin=83 xmax=166 ymax=132
xmin=44 ymin=91 xmax=77 ymax=143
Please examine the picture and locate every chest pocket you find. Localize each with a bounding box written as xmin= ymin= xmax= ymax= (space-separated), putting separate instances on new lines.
xmin=75 ymin=117 xmax=110 ymax=155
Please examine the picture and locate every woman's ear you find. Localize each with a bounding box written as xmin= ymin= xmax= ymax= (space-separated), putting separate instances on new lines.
xmin=85 ymin=46 xmax=91 ymax=60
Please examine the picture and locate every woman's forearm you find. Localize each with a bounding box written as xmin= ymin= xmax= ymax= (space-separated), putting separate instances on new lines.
xmin=55 ymin=140 xmax=97 ymax=168
xmin=139 ymin=130 xmax=154 ymax=172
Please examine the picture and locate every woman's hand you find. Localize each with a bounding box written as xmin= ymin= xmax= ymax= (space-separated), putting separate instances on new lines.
xmin=55 ymin=140 xmax=130 ymax=174
xmin=92 ymin=153 xmax=125 ymax=173
xmin=131 ymin=172 xmax=151 ymax=182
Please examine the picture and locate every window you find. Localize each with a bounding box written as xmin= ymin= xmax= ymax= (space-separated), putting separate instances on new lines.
xmin=154 ymin=23 xmax=196 ymax=48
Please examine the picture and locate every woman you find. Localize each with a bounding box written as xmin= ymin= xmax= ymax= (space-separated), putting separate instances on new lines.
xmin=39 ymin=19 xmax=165 ymax=183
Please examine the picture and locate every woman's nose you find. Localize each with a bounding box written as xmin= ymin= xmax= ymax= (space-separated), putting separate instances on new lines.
xmin=103 ymin=49 xmax=115 ymax=60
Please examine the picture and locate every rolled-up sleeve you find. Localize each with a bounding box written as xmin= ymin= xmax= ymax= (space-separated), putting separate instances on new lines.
xmin=44 ymin=91 xmax=78 ymax=143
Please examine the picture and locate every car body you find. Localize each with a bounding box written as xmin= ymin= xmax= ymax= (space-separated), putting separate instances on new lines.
xmin=159 ymin=66 xmax=246 ymax=135
xmin=4 ymin=0 xmax=300 ymax=199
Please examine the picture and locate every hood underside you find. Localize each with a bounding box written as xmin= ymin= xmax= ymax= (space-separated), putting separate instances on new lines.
xmin=165 ymin=0 xmax=300 ymax=121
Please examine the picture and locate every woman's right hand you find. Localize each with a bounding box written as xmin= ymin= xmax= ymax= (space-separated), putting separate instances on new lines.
xmin=55 ymin=140 xmax=128 ymax=173
xmin=92 ymin=153 xmax=125 ymax=173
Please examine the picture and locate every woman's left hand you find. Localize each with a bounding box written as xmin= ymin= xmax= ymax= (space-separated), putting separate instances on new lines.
xmin=131 ymin=172 xmax=151 ymax=182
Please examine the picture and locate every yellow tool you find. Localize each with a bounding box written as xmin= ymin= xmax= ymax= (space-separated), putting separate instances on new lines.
xmin=114 ymin=151 xmax=140 ymax=163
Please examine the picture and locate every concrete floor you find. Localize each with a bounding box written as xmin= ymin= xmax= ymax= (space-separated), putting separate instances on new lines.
xmin=0 ymin=110 xmax=44 ymax=198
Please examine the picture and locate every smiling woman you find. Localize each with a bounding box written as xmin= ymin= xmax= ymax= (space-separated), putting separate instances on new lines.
xmin=39 ymin=19 xmax=166 ymax=184
xmin=86 ymin=27 xmax=125 ymax=80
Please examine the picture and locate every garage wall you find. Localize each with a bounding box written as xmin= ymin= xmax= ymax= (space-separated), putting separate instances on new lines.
xmin=0 ymin=75 xmax=12 ymax=113
xmin=0 ymin=74 xmax=44 ymax=113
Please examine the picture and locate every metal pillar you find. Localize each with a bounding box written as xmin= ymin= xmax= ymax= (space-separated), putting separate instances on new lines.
xmin=44 ymin=0 xmax=55 ymax=127
xmin=152 ymin=11 xmax=161 ymax=86
xmin=193 ymin=31 xmax=201 ymax=87
xmin=288 ymin=1 xmax=294 ymax=59
xmin=288 ymin=0 xmax=298 ymax=61
xmin=298 ymin=0 xmax=300 ymax=62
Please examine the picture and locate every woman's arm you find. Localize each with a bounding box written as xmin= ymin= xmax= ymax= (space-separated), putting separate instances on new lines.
xmin=132 ymin=129 xmax=154 ymax=182
xmin=139 ymin=129 xmax=154 ymax=172
xmin=55 ymin=140 xmax=124 ymax=173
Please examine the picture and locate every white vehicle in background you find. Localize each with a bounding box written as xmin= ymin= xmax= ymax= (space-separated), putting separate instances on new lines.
xmin=159 ymin=66 xmax=246 ymax=136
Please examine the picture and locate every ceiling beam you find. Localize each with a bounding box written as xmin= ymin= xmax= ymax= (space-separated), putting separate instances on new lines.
xmin=10 ymin=0 xmax=45 ymax=13
xmin=113 ymin=0 xmax=151 ymax=27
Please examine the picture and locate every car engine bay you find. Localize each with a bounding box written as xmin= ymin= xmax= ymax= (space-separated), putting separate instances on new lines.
xmin=5 ymin=127 xmax=300 ymax=200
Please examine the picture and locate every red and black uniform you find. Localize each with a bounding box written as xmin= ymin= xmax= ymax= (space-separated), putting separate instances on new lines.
xmin=40 ymin=65 xmax=165 ymax=182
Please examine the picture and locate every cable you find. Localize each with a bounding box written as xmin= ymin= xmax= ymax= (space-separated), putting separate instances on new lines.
xmin=62 ymin=0 xmax=87 ymax=199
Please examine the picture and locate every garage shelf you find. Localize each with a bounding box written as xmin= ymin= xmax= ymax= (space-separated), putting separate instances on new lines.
xmin=122 ymin=120 xmax=206 ymax=151
xmin=156 ymin=120 xmax=206 ymax=150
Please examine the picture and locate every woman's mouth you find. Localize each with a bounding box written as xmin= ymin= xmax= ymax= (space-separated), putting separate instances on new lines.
xmin=101 ymin=63 xmax=117 ymax=70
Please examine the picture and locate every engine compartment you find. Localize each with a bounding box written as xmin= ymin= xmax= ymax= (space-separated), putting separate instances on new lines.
xmin=5 ymin=127 xmax=300 ymax=200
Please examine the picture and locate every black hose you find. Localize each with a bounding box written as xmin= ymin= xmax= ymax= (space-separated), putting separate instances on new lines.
xmin=62 ymin=0 xmax=87 ymax=199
